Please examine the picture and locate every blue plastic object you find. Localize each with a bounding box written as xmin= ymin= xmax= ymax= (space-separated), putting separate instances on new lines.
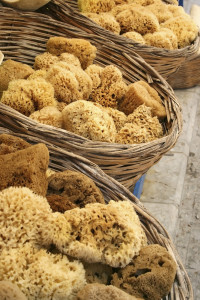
xmin=133 ymin=174 xmax=146 ymax=199
xmin=179 ymin=0 xmax=183 ymax=6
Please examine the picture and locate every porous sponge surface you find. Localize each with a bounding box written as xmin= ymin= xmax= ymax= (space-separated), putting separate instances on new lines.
xmin=56 ymin=200 xmax=147 ymax=267
xmin=62 ymin=100 xmax=117 ymax=142
xmin=111 ymin=244 xmax=177 ymax=300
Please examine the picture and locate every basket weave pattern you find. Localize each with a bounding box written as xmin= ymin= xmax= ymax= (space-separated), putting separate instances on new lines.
xmin=0 ymin=7 xmax=182 ymax=189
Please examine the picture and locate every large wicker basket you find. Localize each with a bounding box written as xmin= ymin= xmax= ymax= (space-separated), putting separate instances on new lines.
xmin=0 ymin=127 xmax=193 ymax=300
xmin=0 ymin=7 xmax=182 ymax=190
xmin=36 ymin=0 xmax=200 ymax=89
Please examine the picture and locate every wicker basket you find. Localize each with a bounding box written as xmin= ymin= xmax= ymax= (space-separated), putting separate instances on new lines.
xmin=0 ymin=127 xmax=193 ymax=300
xmin=36 ymin=0 xmax=200 ymax=89
xmin=0 ymin=7 xmax=182 ymax=190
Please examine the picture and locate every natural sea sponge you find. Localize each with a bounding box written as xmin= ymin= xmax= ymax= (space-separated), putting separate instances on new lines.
xmin=46 ymin=194 xmax=77 ymax=213
xmin=84 ymin=12 xmax=121 ymax=34
xmin=90 ymin=65 xmax=128 ymax=108
xmin=56 ymin=200 xmax=147 ymax=267
xmin=122 ymin=31 xmax=145 ymax=44
xmin=34 ymin=52 xmax=59 ymax=70
xmin=78 ymin=0 xmax=115 ymax=13
xmin=0 ymin=243 xmax=86 ymax=300
xmin=46 ymin=37 xmax=97 ymax=69
xmin=144 ymin=28 xmax=178 ymax=50
xmin=111 ymin=244 xmax=177 ymax=300
xmin=0 ymin=143 xmax=49 ymax=196
xmin=29 ymin=106 xmax=63 ymax=128
xmin=167 ymin=4 xmax=185 ymax=17
xmin=54 ymin=61 xmax=93 ymax=100
xmin=161 ymin=14 xmax=199 ymax=48
xmin=119 ymin=81 xmax=166 ymax=119
xmin=83 ymin=262 xmax=113 ymax=284
xmin=0 ymin=59 xmax=34 ymax=92
xmin=85 ymin=64 xmax=104 ymax=89
xmin=45 ymin=63 xmax=80 ymax=103
xmin=28 ymin=69 xmax=47 ymax=80
xmin=1 ymin=78 xmax=57 ymax=116
xmin=77 ymin=283 xmax=141 ymax=300
xmin=0 ymin=281 xmax=27 ymax=300
xmin=116 ymin=123 xmax=149 ymax=144
xmin=127 ymin=104 xmax=163 ymax=140
xmin=115 ymin=5 xmax=159 ymax=34
xmin=0 ymin=133 xmax=30 ymax=155
xmin=147 ymin=2 xmax=173 ymax=23
xmin=62 ymin=100 xmax=117 ymax=142
xmin=0 ymin=187 xmax=53 ymax=250
xmin=34 ymin=51 xmax=82 ymax=71
xmin=103 ymin=107 xmax=127 ymax=131
xmin=47 ymin=170 xmax=105 ymax=207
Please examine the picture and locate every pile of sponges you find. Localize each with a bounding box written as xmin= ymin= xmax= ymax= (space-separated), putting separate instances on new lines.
xmin=0 ymin=133 xmax=177 ymax=300
xmin=0 ymin=36 xmax=165 ymax=144
xmin=78 ymin=0 xmax=199 ymax=49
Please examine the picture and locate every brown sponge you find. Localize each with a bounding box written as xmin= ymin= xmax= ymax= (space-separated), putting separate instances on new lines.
xmin=0 ymin=143 xmax=49 ymax=196
xmin=0 ymin=134 xmax=30 ymax=155
xmin=46 ymin=194 xmax=77 ymax=213
xmin=119 ymin=81 xmax=166 ymax=119
xmin=48 ymin=170 xmax=105 ymax=207
xmin=0 ymin=59 xmax=34 ymax=92
xmin=77 ymin=283 xmax=141 ymax=300
xmin=46 ymin=37 xmax=97 ymax=69
xmin=111 ymin=244 xmax=177 ymax=300
xmin=83 ymin=262 xmax=113 ymax=285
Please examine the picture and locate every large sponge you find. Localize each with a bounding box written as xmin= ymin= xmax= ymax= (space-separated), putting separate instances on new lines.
xmin=111 ymin=244 xmax=177 ymax=300
xmin=55 ymin=200 xmax=147 ymax=267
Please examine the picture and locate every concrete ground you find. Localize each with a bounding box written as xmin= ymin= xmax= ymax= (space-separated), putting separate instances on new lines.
xmin=140 ymin=2 xmax=200 ymax=298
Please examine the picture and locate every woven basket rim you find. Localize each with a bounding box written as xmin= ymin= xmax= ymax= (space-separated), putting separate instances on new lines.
xmin=46 ymin=0 xmax=200 ymax=58
xmin=0 ymin=127 xmax=193 ymax=300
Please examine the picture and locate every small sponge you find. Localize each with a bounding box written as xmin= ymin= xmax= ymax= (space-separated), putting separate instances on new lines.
xmin=1 ymin=78 xmax=57 ymax=116
xmin=85 ymin=64 xmax=104 ymax=89
xmin=29 ymin=106 xmax=63 ymax=128
xmin=0 ymin=59 xmax=34 ymax=92
xmin=46 ymin=37 xmax=97 ymax=69
xmin=147 ymin=2 xmax=173 ymax=23
xmin=47 ymin=170 xmax=105 ymax=207
xmin=84 ymin=12 xmax=121 ymax=34
xmin=111 ymin=244 xmax=177 ymax=300
xmin=144 ymin=28 xmax=178 ymax=50
xmin=115 ymin=5 xmax=160 ymax=34
xmin=62 ymin=100 xmax=117 ymax=142
xmin=119 ymin=81 xmax=166 ymax=119
xmin=34 ymin=52 xmax=59 ymax=70
xmin=115 ymin=123 xmax=149 ymax=144
xmin=78 ymin=0 xmax=115 ymax=13
xmin=122 ymin=31 xmax=145 ymax=44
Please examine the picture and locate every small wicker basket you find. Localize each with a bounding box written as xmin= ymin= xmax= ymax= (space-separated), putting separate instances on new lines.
xmin=0 ymin=7 xmax=182 ymax=190
xmin=37 ymin=0 xmax=200 ymax=89
xmin=0 ymin=127 xmax=193 ymax=300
